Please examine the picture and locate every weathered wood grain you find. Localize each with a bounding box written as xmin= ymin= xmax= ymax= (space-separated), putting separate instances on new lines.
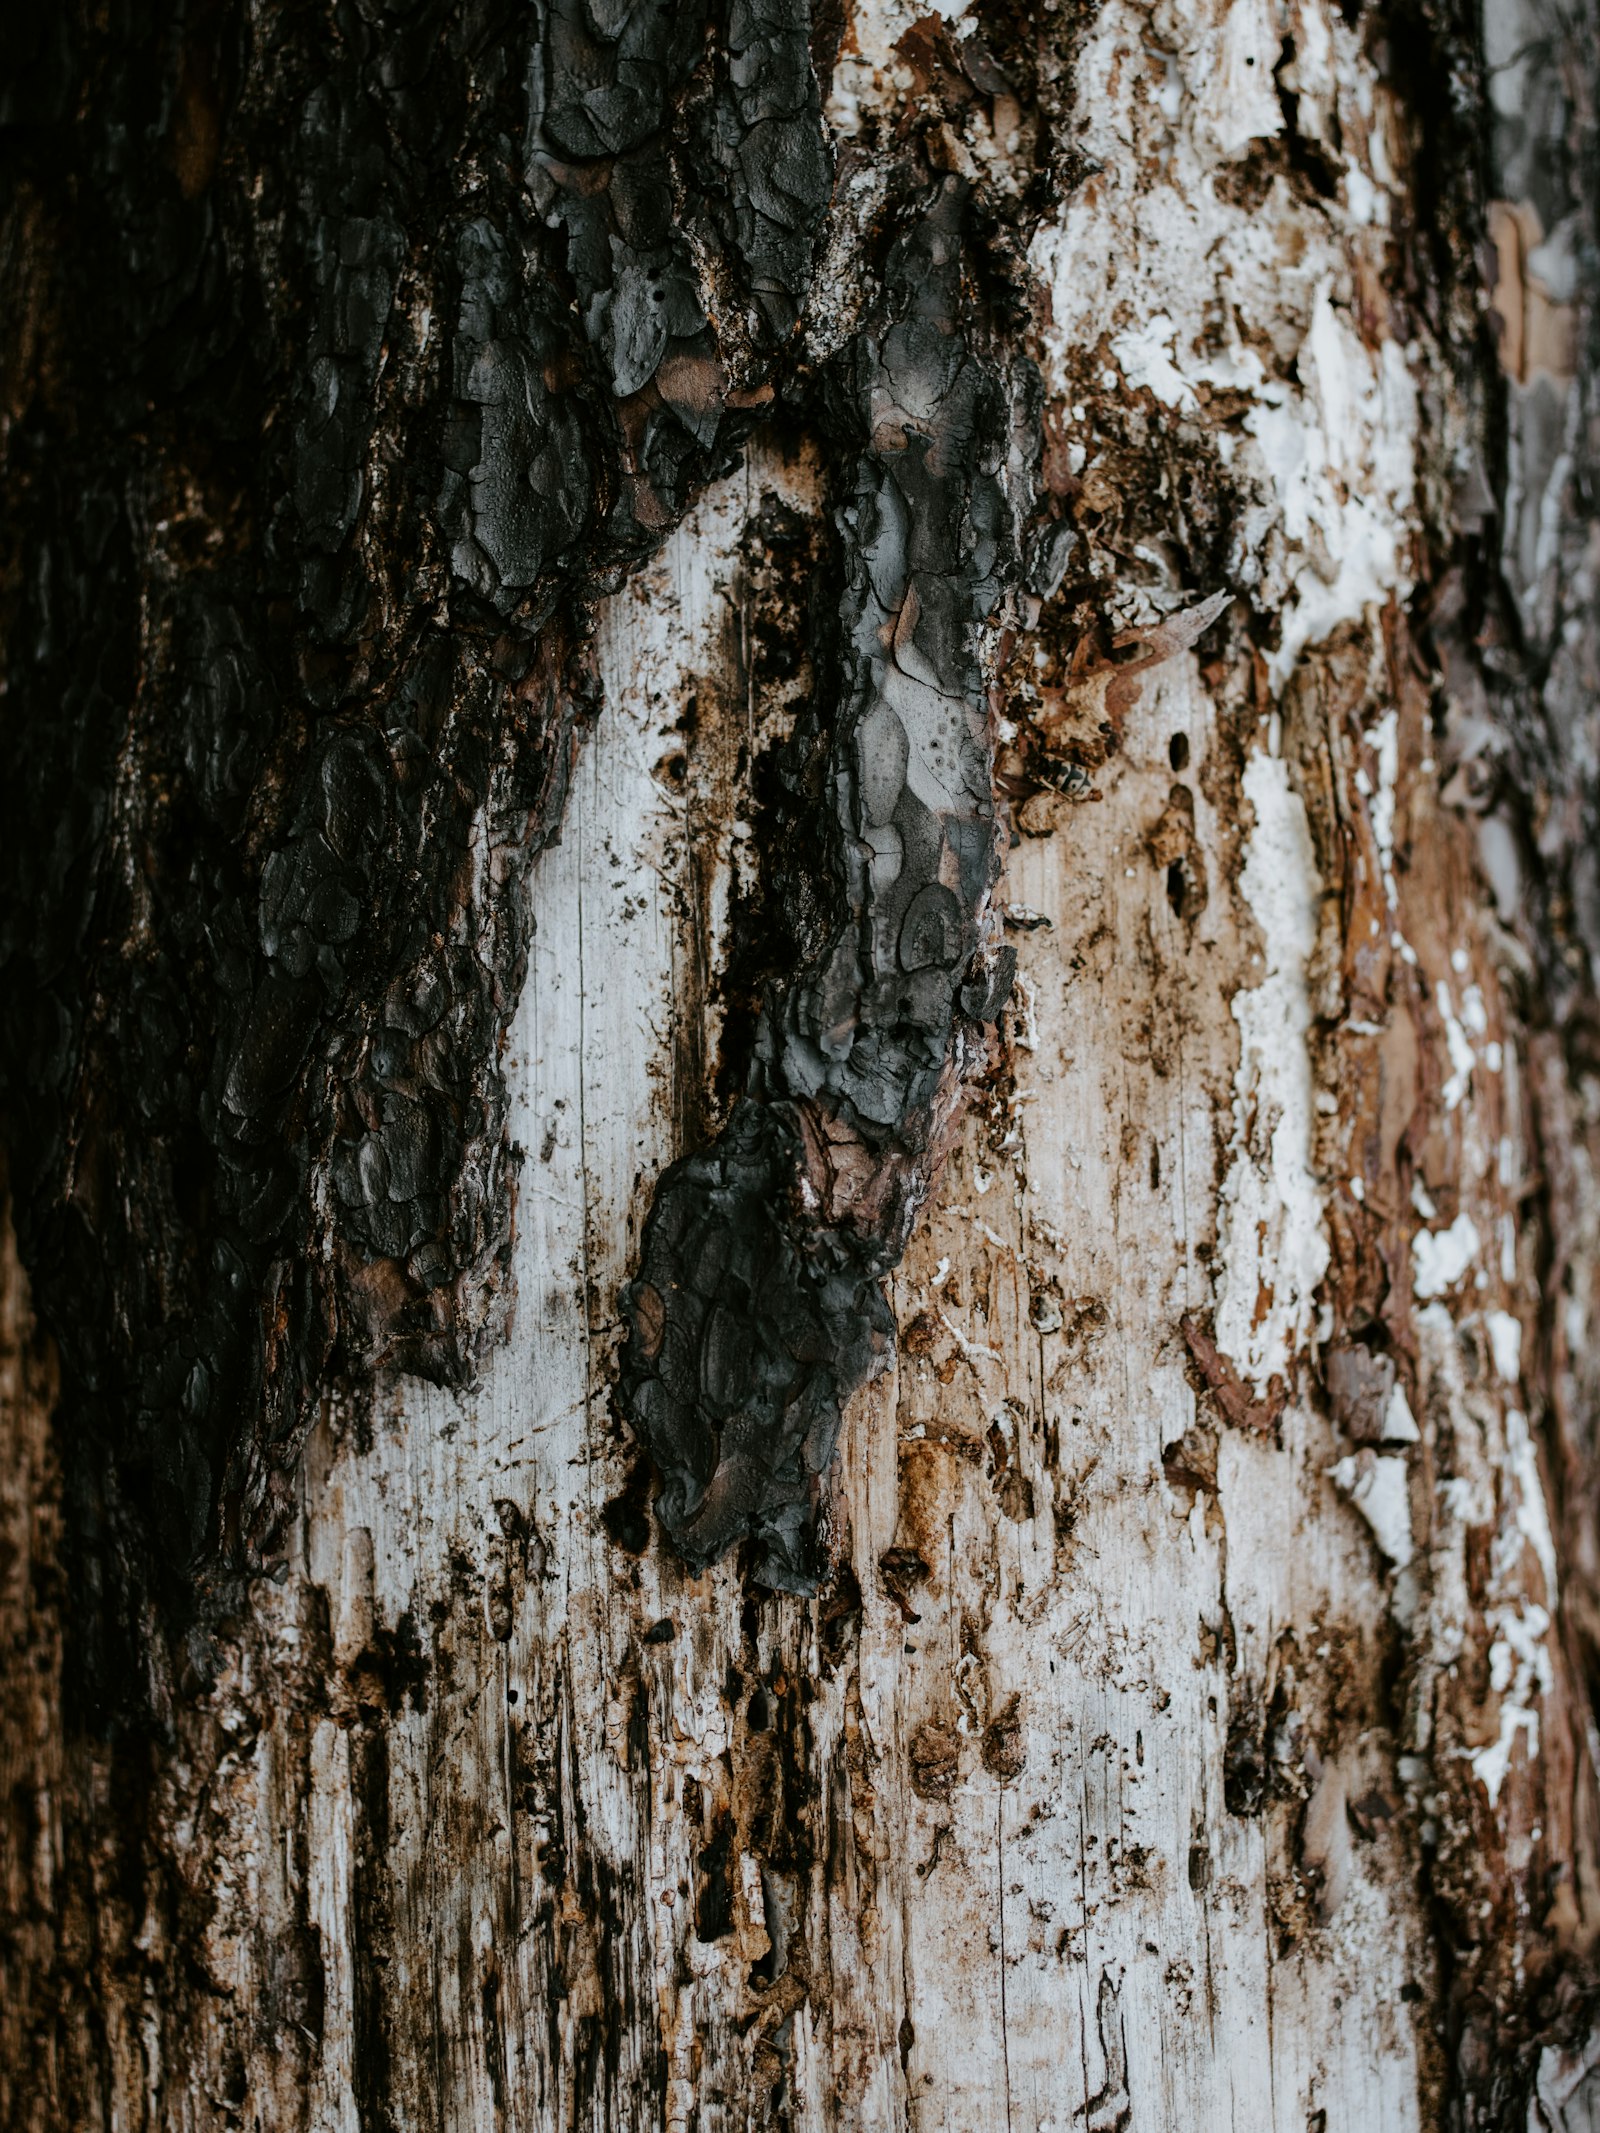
xmin=8 ymin=0 xmax=1600 ymax=2125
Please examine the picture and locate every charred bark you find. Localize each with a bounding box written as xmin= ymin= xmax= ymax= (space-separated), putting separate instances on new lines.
xmin=1 ymin=0 xmax=843 ymax=1715
xmin=620 ymin=178 xmax=1039 ymax=1588
xmin=8 ymin=0 xmax=1600 ymax=2128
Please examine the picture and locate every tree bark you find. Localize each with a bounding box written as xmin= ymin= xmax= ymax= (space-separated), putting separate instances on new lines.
xmin=6 ymin=0 xmax=1600 ymax=2127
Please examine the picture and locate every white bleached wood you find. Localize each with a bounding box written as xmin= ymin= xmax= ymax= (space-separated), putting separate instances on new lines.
xmin=13 ymin=3 xmax=1592 ymax=2125
xmin=228 ymin=473 xmax=1432 ymax=2128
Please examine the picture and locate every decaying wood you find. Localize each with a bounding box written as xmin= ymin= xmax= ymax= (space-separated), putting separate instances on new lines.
xmin=7 ymin=0 xmax=1600 ymax=2127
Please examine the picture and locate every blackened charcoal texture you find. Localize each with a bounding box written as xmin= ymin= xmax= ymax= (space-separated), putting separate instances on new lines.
xmin=696 ymin=0 xmax=834 ymax=351
xmin=524 ymin=0 xmax=830 ymax=542
xmin=620 ymin=181 xmax=1039 ymax=1590
xmin=769 ymin=185 xmax=1020 ymax=1168
xmin=0 ymin=0 xmax=829 ymax=1722
xmin=622 ymin=1104 xmax=892 ymax=1590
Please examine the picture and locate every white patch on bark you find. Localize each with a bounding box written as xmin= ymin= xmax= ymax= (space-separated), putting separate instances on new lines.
xmin=1412 ymin=1212 xmax=1482 ymax=1298
xmin=1435 ymin=980 xmax=1477 ymax=1110
xmin=1194 ymin=0 xmax=1284 ymax=157
xmin=1486 ymin=1307 xmax=1523 ymax=1385
xmin=1383 ymin=1383 xmax=1421 ymax=1444
xmin=1473 ymin=1602 xmax=1552 ymax=1806
xmin=1032 ymin=6 xmax=1420 ymax=675
xmin=1214 ymin=751 xmax=1329 ymax=1392
xmin=1363 ymin=707 xmax=1401 ymax=906
xmin=1248 ymin=286 xmax=1419 ymax=684
xmin=1505 ymin=1406 xmax=1559 ymax=1603
xmin=1411 ymin=1295 xmax=1562 ymax=1819
xmin=1330 ymin=1449 xmax=1415 ymax=1569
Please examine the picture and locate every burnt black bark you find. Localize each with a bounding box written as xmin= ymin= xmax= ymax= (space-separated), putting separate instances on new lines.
xmin=0 ymin=0 xmax=1050 ymax=1707
xmin=619 ymin=180 xmax=1037 ymax=1588
xmin=0 ymin=0 xmax=833 ymax=1718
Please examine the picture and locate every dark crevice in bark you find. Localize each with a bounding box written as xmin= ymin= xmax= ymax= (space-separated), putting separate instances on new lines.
xmin=350 ymin=1719 xmax=396 ymax=2133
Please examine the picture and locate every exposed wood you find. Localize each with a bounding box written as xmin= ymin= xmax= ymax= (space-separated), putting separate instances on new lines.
xmin=7 ymin=0 xmax=1600 ymax=2127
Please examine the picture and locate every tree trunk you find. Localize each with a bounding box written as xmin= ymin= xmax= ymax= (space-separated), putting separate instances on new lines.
xmin=6 ymin=0 xmax=1600 ymax=2125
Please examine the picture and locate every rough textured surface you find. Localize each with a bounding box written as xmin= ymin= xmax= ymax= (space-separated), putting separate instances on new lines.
xmin=620 ymin=179 xmax=1035 ymax=1587
xmin=8 ymin=0 xmax=1600 ymax=2127
xmin=0 ymin=0 xmax=831 ymax=1716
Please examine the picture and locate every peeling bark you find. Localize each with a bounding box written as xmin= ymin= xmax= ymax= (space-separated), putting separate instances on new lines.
xmin=620 ymin=177 xmax=1036 ymax=1587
